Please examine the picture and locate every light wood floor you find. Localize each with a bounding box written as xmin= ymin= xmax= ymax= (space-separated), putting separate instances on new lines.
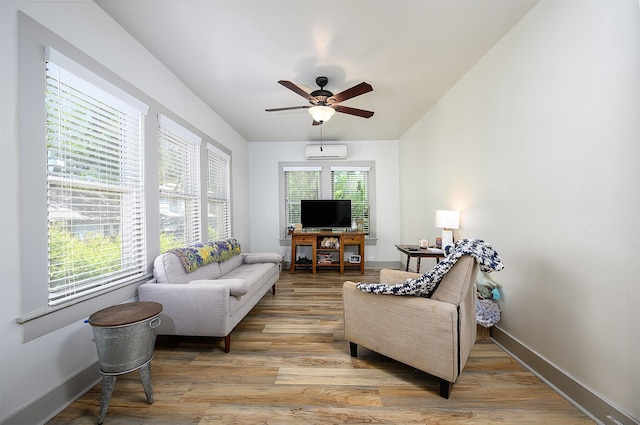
xmin=48 ymin=269 xmax=594 ymax=424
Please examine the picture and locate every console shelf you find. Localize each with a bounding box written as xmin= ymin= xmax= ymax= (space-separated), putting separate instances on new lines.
xmin=290 ymin=232 xmax=365 ymax=274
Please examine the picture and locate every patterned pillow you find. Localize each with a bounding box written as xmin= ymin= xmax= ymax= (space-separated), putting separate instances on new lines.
xmin=169 ymin=237 xmax=242 ymax=273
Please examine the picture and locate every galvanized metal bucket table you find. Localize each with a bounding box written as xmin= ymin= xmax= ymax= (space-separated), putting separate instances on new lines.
xmin=88 ymin=301 xmax=163 ymax=424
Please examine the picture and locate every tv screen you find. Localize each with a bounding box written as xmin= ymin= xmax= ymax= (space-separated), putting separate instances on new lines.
xmin=301 ymin=199 xmax=352 ymax=229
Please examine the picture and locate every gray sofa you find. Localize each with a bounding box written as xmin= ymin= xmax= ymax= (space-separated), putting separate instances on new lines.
xmin=138 ymin=239 xmax=282 ymax=352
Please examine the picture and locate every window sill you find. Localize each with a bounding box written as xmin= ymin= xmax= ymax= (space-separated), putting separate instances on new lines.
xmin=16 ymin=274 xmax=151 ymax=342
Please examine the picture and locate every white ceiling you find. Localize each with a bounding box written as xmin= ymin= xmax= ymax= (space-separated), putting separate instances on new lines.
xmin=95 ymin=0 xmax=538 ymax=143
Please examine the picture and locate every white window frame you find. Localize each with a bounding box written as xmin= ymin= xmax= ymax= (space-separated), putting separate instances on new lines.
xmin=158 ymin=114 xmax=202 ymax=251
xmin=331 ymin=166 xmax=371 ymax=234
xmin=278 ymin=161 xmax=376 ymax=240
xmin=17 ymin=17 xmax=153 ymax=341
xmin=45 ymin=56 xmax=148 ymax=306
xmin=206 ymin=143 xmax=232 ymax=240
xmin=282 ymin=166 xmax=323 ymax=233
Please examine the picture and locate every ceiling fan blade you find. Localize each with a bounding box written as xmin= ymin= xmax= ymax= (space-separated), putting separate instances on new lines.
xmin=328 ymin=82 xmax=373 ymax=104
xmin=278 ymin=80 xmax=317 ymax=103
xmin=265 ymin=105 xmax=310 ymax=112
xmin=333 ymin=105 xmax=375 ymax=118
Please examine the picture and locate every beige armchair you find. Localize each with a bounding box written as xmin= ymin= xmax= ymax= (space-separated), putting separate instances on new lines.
xmin=342 ymin=255 xmax=479 ymax=398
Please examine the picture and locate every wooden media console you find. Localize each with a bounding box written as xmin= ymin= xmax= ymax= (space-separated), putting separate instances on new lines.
xmin=290 ymin=232 xmax=365 ymax=274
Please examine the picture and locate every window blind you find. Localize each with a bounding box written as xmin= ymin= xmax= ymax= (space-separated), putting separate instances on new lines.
xmin=283 ymin=167 xmax=322 ymax=227
xmin=206 ymin=143 xmax=231 ymax=240
xmin=45 ymin=61 xmax=147 ymax=305
xmin=331 ymin=166 xmax=370 ymax=233
xmin=158 ymin=115 xmax=202 ymax=251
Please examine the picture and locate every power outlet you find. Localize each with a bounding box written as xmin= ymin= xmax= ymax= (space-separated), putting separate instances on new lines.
xmin=606 ymin=414 xmax=625 ymax=425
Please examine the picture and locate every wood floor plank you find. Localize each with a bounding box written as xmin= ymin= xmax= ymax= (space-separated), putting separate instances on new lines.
xmin=276 ymin=366 xmax=428 ymax=387
xmin=182 ymin=384 xmax=382 ymax=406
xmin=47 ymin=268 xmax=593 ymax=424
xmin=199 ymin=405 xmax=426 ymax=425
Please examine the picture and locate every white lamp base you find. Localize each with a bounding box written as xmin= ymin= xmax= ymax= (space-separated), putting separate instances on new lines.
xmin=441 ymin=229 xmax=454 ymax=250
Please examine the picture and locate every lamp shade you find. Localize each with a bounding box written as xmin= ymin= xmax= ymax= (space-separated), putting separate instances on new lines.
xmin=435 ymin=210 xmax=460 ymax=229
xmin=308 ymin=105 xmax=335 ymax=123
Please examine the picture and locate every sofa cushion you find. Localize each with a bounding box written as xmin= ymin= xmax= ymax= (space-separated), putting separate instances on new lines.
xmin=224 ymin=263 xmax=277 ymax=290
xmin=243 ymin=253 xmax=282 ymax=264
xmin=154 ymin=252 xmax=221 ymax=285
xmin=226 ymin=262 xmax=279 ymax=316
xmin=190 ymin=278 xmax=249 ymax=296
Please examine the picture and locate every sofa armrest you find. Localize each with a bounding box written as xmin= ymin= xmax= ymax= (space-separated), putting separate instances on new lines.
xmin=138 ymin=282 xmax=232 ymax=336
xmin=242 ymin=253 xmax=283 ymax=264
xmin=379 ymin=268 xmax=421 ymax=284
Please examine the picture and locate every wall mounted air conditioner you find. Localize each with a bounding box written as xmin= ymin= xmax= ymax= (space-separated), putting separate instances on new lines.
xmin=305 ymin=144 xmax=348 ymax=160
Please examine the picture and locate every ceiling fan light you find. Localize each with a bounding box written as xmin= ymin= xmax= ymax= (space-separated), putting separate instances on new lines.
xmin=308 ymin=105 xmax=335 ymax=123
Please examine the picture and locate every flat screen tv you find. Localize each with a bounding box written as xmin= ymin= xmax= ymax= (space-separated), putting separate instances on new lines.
xmin=301 ymin=199 xmax=351 ymax=230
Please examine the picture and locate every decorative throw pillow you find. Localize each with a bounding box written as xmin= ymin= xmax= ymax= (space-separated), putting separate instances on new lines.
xmin=169 ymin=237 xmax=242 ymax=273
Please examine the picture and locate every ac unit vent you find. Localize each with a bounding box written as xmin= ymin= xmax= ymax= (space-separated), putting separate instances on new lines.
xmin=305 ymin=144 xmax=348 ymax=160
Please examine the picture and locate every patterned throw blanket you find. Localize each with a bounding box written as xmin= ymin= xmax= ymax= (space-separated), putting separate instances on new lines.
xmin=357 ymin=239 xmax=504 ymax=298
xmin=169 ymin=238 xmax=241 ymax=273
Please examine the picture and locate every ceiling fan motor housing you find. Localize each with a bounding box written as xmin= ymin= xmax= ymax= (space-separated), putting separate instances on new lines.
xmin=310 ymin=76 xmax=333 ymax=104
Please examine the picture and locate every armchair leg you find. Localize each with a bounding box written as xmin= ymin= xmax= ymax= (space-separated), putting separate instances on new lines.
xmin=224 ymin=334 xmax=231 ymax=353
xmin=439 ymin=379 xmax=452 ymax=399
xmin=349 ymin=342 xmax=358 ymax=357
xmin=272 ymin=283 xmax=276 ymax=295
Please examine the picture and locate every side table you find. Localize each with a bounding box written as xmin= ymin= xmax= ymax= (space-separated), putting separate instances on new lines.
xmin=89 ymin=301 xmax=163 ymax=424
xmin=395 ymin=244 xmax=445 ymax=273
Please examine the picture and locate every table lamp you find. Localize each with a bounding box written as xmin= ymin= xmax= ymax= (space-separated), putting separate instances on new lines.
xmin=435 ymin=210 xmax=460 ymax=250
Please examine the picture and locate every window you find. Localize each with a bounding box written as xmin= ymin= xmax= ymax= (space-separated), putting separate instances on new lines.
xmin=280 ymin=162 xmax=376 ymax=239
xmin=207 ymin=143 xmax=231 ymax=240
xmin=283 ymin=166 xmax=322 ymax=228
xmin=332 ymin=166 xmax=371 ymax=234
xmin=45 ymin=55 xmax=147 ymax=305
xmin=158 ymin=115 xmax=202 ymax=251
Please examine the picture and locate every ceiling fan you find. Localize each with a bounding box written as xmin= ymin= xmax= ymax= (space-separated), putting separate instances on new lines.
xmin=265 ymin=76 xmax=374 ymax=125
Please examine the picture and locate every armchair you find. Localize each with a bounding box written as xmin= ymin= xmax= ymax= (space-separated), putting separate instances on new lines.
xmin=342 ymin=255 xmax=479 ymax=399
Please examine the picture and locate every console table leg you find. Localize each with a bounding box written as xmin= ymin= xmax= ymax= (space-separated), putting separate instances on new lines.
xmin=405 ymin=255 xmax=410 ymax=271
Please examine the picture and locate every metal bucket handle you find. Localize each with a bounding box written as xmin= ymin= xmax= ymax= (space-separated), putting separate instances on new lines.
xmin=149 ymin=317 xmax=161 ymax=329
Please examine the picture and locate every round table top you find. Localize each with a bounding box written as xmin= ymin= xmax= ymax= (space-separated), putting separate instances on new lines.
xmin=89 ymin=302 xmax=163 ymax=327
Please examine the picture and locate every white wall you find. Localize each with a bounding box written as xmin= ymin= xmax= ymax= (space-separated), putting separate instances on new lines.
xmin=0 ymin=0 xmax=250 ymax=422
xmin=399 ymin=0 xmax=639 ymax=420
xmin=248 ymin=140 xmax=401 ymax=264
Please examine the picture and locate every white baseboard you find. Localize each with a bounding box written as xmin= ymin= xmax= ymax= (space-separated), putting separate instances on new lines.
xmin=490 ymin=326 xmax=638 ymax=425
xmin=1 ymin=362 xmax=101 ymax=425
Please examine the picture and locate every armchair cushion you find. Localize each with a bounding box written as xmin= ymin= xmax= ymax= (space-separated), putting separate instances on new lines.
xmin=379 ymin=269 xmax=420 ymax=284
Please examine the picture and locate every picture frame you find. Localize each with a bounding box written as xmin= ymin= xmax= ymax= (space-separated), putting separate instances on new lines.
xmin=349 ymin=254 xmax=361 ymax=264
